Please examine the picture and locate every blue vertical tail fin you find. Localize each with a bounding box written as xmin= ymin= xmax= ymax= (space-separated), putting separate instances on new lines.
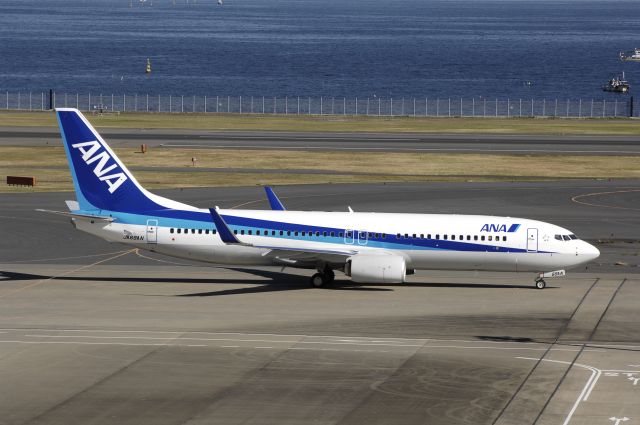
xmin=56 ymin=108 xmax=189 ymax=214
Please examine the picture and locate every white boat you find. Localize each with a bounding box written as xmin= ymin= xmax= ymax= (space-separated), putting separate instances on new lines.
xmin=620 ymin=48 xmax=640 ymax=62
xmin=602 ymin=72 xmax=630 ymax=93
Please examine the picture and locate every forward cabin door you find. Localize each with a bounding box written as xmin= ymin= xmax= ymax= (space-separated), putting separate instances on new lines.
xmin=146 ymin=219 xmax=158 ymax=244
xmin=526 ymin=228 xmax=538 ymax=252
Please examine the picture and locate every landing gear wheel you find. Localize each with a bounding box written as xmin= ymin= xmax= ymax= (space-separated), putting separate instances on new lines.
xmin=535 ymin=278 xmax=546 ymax=290
xmin=310 ymin=273 xmax=327 ymax=288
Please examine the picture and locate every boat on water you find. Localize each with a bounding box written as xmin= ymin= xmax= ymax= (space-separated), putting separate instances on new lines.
xmin=602 ymin=72 xmax=630 ymax=93
xmin=620 ymin=48 xmax=640 ymax=62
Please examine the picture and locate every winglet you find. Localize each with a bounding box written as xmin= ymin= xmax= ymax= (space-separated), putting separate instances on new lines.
xmin=264 ymin=186 xmax=286 ymax=211
xmin=208 ymin=208 xmax=246 ymax=245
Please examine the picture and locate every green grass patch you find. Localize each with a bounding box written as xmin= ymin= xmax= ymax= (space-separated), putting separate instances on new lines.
xmin=1 ymin=145 xmax=638 ymax=192
xmin=0 ymin=110 xmax=639 ymax=135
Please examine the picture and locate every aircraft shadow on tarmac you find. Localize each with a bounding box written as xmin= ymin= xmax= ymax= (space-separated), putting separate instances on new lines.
xmin=1 ymin=269 xmax=538 ymax=297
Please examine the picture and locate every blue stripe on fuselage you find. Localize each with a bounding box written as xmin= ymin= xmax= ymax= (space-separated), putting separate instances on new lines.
xmin=87 ymin=208 xmax=542 ymax=254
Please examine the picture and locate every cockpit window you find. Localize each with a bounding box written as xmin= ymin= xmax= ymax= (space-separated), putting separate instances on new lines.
xmin=556 ymin=234 xmax=579 ymax=241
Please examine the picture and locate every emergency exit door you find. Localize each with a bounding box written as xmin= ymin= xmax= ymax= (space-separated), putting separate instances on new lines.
xmin=146 ymin=219 xmax=158 ymax=244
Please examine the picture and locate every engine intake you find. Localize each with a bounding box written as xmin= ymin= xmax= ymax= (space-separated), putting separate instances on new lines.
xmin=346 ymin=254 xmax=406 ymax=284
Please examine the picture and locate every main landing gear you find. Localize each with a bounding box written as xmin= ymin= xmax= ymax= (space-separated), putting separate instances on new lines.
xmin=310 ymin=268 xmax=335 ymax=288
xmin=534 ymin=278 xmax=546 ymax=290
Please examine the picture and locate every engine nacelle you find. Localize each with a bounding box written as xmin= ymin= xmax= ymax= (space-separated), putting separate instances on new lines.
xmin=345 ymin=254 xmax=406 ymax=284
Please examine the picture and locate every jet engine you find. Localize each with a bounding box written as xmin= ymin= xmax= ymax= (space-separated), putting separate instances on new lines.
xmin=345 ymin=254 xmax=406 ymax=284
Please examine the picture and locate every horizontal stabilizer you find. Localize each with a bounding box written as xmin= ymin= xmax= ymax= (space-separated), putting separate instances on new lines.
xmin=35 ymin=209 xmax=114 ymax=222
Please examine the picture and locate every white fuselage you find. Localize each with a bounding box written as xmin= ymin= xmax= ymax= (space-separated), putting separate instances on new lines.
xmin=73 ymin=208 xmax=600 ymax=274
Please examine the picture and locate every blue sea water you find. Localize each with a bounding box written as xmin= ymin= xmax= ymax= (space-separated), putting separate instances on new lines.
xmin=0 ymin=0 xmax=639 ymax=99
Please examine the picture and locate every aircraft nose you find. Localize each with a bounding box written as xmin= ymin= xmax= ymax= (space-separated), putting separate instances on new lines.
xmin=581 ymin=241 xmax=600 ymax=262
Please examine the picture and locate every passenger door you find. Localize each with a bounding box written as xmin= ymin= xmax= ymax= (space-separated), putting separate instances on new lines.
xmin=526 ymin=228 xmax=538 ymax=252
xmin=146 ymin=219 xmax=158 ymax=244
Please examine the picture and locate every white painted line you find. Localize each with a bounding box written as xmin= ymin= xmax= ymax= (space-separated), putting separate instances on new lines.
xmin=516 ymin=357 xmax=601 ymax=425
xmin=255 ymin=347 xmax=273 ymax=349
xmin=221 ymin=345 xmax=240 ymax=348
xmin=0 ymin=340 xmax=207 ymax=347
xmin=23 ymin=334 xmax=419 ymax=347
xmin=2 ymin=328 xmax=425 ymax=342
xmin=160 ymin=144 xmax=640 ymax=154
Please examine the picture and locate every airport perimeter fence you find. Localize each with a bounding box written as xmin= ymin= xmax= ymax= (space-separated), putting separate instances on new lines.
xmin=3 ymin=91 xmax=638 ymax=118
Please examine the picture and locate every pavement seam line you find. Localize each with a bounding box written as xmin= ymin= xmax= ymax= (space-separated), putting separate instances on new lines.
xmin=490 ymin=277 xmax=600 ymax=425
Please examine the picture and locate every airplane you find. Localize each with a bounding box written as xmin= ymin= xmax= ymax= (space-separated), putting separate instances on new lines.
xmin=41 ymin=108 xmax=600 ymax=290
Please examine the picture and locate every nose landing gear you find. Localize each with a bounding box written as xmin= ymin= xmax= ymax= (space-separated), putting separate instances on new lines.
xmin=534 ymin=269 xmax=565 ymax=289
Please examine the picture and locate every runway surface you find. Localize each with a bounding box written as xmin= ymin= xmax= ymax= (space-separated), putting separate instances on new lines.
xmin=1 ymin=181 xmax=640 ymax=424
xmin=2 ymin=126 xmax=640 ymax=155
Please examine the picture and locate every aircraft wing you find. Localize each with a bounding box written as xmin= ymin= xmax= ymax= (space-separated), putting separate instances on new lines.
xmin=264 ymin=186 xmax=286 ymax=210
xmin=257 ymin=245 xmax=356 ymax=266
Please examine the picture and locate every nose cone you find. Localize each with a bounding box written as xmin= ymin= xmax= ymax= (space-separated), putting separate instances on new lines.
xmin=581 ymin=241 xmax=600 ymax=262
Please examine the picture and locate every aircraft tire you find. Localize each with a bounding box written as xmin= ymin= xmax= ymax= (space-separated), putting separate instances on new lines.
xmin=535 ymin=279 xmax=546 ymax=290
xmin=311 ymin=273 xmax=327 ymax=288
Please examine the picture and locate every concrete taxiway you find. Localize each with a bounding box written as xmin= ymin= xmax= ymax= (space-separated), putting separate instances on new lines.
xmin=2 ymin=127 xmax=640 ymax=155
xmin=1 ymin=182 xmax=640 ymax=424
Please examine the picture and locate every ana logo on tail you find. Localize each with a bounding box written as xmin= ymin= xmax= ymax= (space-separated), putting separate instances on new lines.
xmin=72 ymin=140 xmax=128 ymax=193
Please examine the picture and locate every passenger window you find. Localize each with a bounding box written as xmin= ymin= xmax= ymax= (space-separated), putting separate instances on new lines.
xmin=170 ymin=228 xmax=174 ymax=234
xmin=474 ymin=235 xmax=478 ymax=241
xmin=316 ymin=231 xmax=320 ymax=237
xmin=177 ymin=229 xmax=181 ymax=234
xmin=481 ymin=235 xmax=485 ymax=241
xmin=436 ymin=234 xmax=439 ymax=240
xmin=330 ymin=231 xmax=335 ymax=237
xmin=247 ymin=230 xmax=252 ymax=235
xmin=323 ymin=231 xmax=327 ymax=237
xmin=191 ymin=229 xmax=195 ymax=234
xmin=205 ymin=229 xmax=209 ymax=234
xmin=280 ymin=231 xmax=284 ymax=235
xmin=459 ymin=235 xmax=463 ymax=240
xmin=233 ymin=230 xmax=238 ymax=234
xmin=301 ymin=231 xmax=306 ymax=236
xmin=240 ymin=230 xmax=245 ymax=235
xmin=294 ymin=231 xmax=299 ymax=236
xmin=412 ymin=233 xmax=417 ymax=239
xmin=451 ymin=235 xmax=455 ymax=240
xmin=213 ymin=230 xmax=217 ymax=234
xmin=339 ymin=232 xmax=343 ymax=237
xmin=256 ymin=230 xmax=260 ymax=235
xmin=396 ymin=233 xmax=401 ymax=239
xmin=503 ymin=236 xmax=507 ymax=241
xmin=405 ymin=233 xmax=409 ymax=239
xmin=488 ymin=236 xmax=492 ymax=241
xmin=444 ymin=235 xmax=448 ymax=240
xmin=287 ymin=231 xmax=291 ymax=236
xmin=198 ymin=229 xmax=202 ymax=234
xmin=184 ymin=228 xmax=188 ymax=234
xmin=382 ymin=233 xmax=386 ymax=238
xmin=466 ymin=235 xmax=471 ymax=241
xmin=427 ymin=234 xmax=431 ymax=239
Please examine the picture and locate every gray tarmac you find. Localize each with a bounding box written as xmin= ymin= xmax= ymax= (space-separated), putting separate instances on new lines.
xmin=2 ymin=126 xmax=640 ymax=155
xmin=1 ymin=181 xmax=640 ymax=424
